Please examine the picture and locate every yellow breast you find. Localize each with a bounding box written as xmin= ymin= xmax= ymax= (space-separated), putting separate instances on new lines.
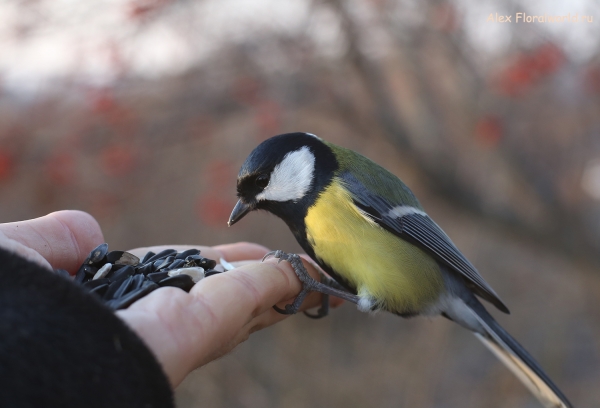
xmin=304 ymin=180 xmax=444 ymax=314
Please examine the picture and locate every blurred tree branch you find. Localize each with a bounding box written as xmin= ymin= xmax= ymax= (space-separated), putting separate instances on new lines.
xmin=2 ymin=0 xmax=600 ymax=263
xmin=326 ymin=0 xmax=600 ymax=262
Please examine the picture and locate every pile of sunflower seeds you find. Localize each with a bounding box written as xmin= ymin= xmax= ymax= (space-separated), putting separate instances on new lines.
xmin=54 ymin=243 xmax=232 ymax=310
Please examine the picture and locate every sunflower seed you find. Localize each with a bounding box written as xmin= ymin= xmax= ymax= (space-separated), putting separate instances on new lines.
xmin=89 ymin=283 xmax=109 ymax=297
xmin=106 ymin=281 xmax=158 ymax=310
xmin=167 ymin=259 xmax=185 ymax=270
xmin=158 ymin=274 xmax=195 ymax=291
xmin=135 ymin=262 xmax=154 ymax=276
xmin=74 ymin=265 xmax=87 ymax=280
xmin=184 ymin=255 xmax=216 ymax=269
xmin=145 ymin=249 xmax=177 ymax=264
xmin=106 ymin=251 xmax=140 ymax=266
xmin=200 ymin=258 xmax=216 ymax=269
xmin=220 ymin=258 xmax=235 ymax=271
xmin=168 ymin=267 xmax=204 ymax=283
xmin=184 ymin=254 xmax=202 ymax=263
xmin=103 ymin=279 xmax=123 ymax=300
xmin=86 ymin=243 xmax=109 ymax=265
xmin=175 ymin=248 xmax=200 ymax=260
xmin=74 ymin=267 xmax=87 ymax=283
xmin=118 ymin=252 xmax=140 ymax=266
xmin=107 ymin=265 xmax=135 ymax=282
xmin=157 ymin=256 xmax=175 ymax=270
xmin=204 ymin=269 xmax=223 ymax=277
xmin=93 ymin=263 xmax=112 ymax=280
xmin=83 ymin=278 xmax=110 ymax=290
xmin=82 ymin=265 xmax=98 ymax=276
xmin=113 ymin=276 xmax=134 ymax=299
xmin=147 ymin=270 xmax=169 ymax=282
xmin=130 ymin=274 xmax=145 ymax=291
xmin=72 ymin=243 xmax=218 ymax=309
xmin=141 ymin=251 xmax=156 ymax=264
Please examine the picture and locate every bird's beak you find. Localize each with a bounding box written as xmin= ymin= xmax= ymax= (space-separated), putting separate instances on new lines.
xmin=228 ymin=199 xmax=252 ymax=226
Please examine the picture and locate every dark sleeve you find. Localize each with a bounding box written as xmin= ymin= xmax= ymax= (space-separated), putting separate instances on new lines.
xmin=0 ymin=248 xmax=174 ymax=408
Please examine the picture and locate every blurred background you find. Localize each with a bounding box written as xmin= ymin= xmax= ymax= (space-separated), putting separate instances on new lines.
xmin=0 ymin=0 xmax=598 ymax=406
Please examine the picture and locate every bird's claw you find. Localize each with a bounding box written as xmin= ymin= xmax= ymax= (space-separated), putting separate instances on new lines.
xmin=273 ymin=304 xmax=295 ymax=315
xmin=303 ymin=293 xmax=329 ymax=319
xmin=263 ymin=250 xmax=326 ymax=317
xmin=304 ymin=309 xmax=327 ymax=319
xmin=262 ymin=250 xmax=285 ymax=263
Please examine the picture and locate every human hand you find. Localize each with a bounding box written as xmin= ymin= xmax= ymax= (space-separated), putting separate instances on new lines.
xmin=0 ymin=211 xmax=342 ymax=389
xmin=119 ymin=243 xmax=342 ymax=388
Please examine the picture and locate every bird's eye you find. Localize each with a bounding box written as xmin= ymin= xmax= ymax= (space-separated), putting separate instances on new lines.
xmin=255 ymin=174 xmax=269 ymax=189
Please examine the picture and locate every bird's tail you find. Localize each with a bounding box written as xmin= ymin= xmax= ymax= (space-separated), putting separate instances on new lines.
xmin=462 ymin=298 xmax=572 ymax=408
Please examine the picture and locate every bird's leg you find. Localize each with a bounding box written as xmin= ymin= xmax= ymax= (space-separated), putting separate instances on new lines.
xmin=263 ymin=250 xmax=360 ymax=318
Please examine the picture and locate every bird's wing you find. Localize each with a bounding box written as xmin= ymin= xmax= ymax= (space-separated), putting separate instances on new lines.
xmin=341 ymin=172 xmax=509 ymax=314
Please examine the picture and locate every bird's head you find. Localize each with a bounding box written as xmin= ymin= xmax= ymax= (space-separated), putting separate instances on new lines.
xmin=228 ymin=132 xmax=337 ymax=226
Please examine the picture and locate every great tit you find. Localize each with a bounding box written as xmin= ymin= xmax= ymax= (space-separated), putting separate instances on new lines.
xmin=228 ymin=132 xmax=571 ymax=408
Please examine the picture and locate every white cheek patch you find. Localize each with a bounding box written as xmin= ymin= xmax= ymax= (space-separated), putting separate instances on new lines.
xmin=387 ymin=205 xmax=427 ymax=218
xmin=256 ymin=146 xmax=315 ymax=202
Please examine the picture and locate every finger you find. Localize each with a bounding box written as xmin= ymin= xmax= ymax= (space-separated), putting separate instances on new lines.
xmin=191 ymin=256 xmax=323 ymax=334
xmin=212 ymin=242 xmax=270 ymax=261
xmin=127 ymin=244 xmax=345 ymax=313
xmin=191 ymin=259 xmax=306 ymax=316
xmin=127 ymin=242 xmax=270 ymax=263
xmin=225 ymin=254 xmax=346 ymax=312
xmin=220 ymin=260 xmax=345 ymax=311
xmin=127 ymin=245 xmax=213 ymax=259
xmin=0 ymin=210 xmax=104 ymax=273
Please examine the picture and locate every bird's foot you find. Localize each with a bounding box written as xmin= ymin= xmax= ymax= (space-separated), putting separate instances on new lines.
xmin=262 ymin=250 xmax=360 ymax=319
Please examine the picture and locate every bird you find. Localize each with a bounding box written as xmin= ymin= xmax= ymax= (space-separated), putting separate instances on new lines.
xmin=228 ymin=132 xmax=572 ymax=408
